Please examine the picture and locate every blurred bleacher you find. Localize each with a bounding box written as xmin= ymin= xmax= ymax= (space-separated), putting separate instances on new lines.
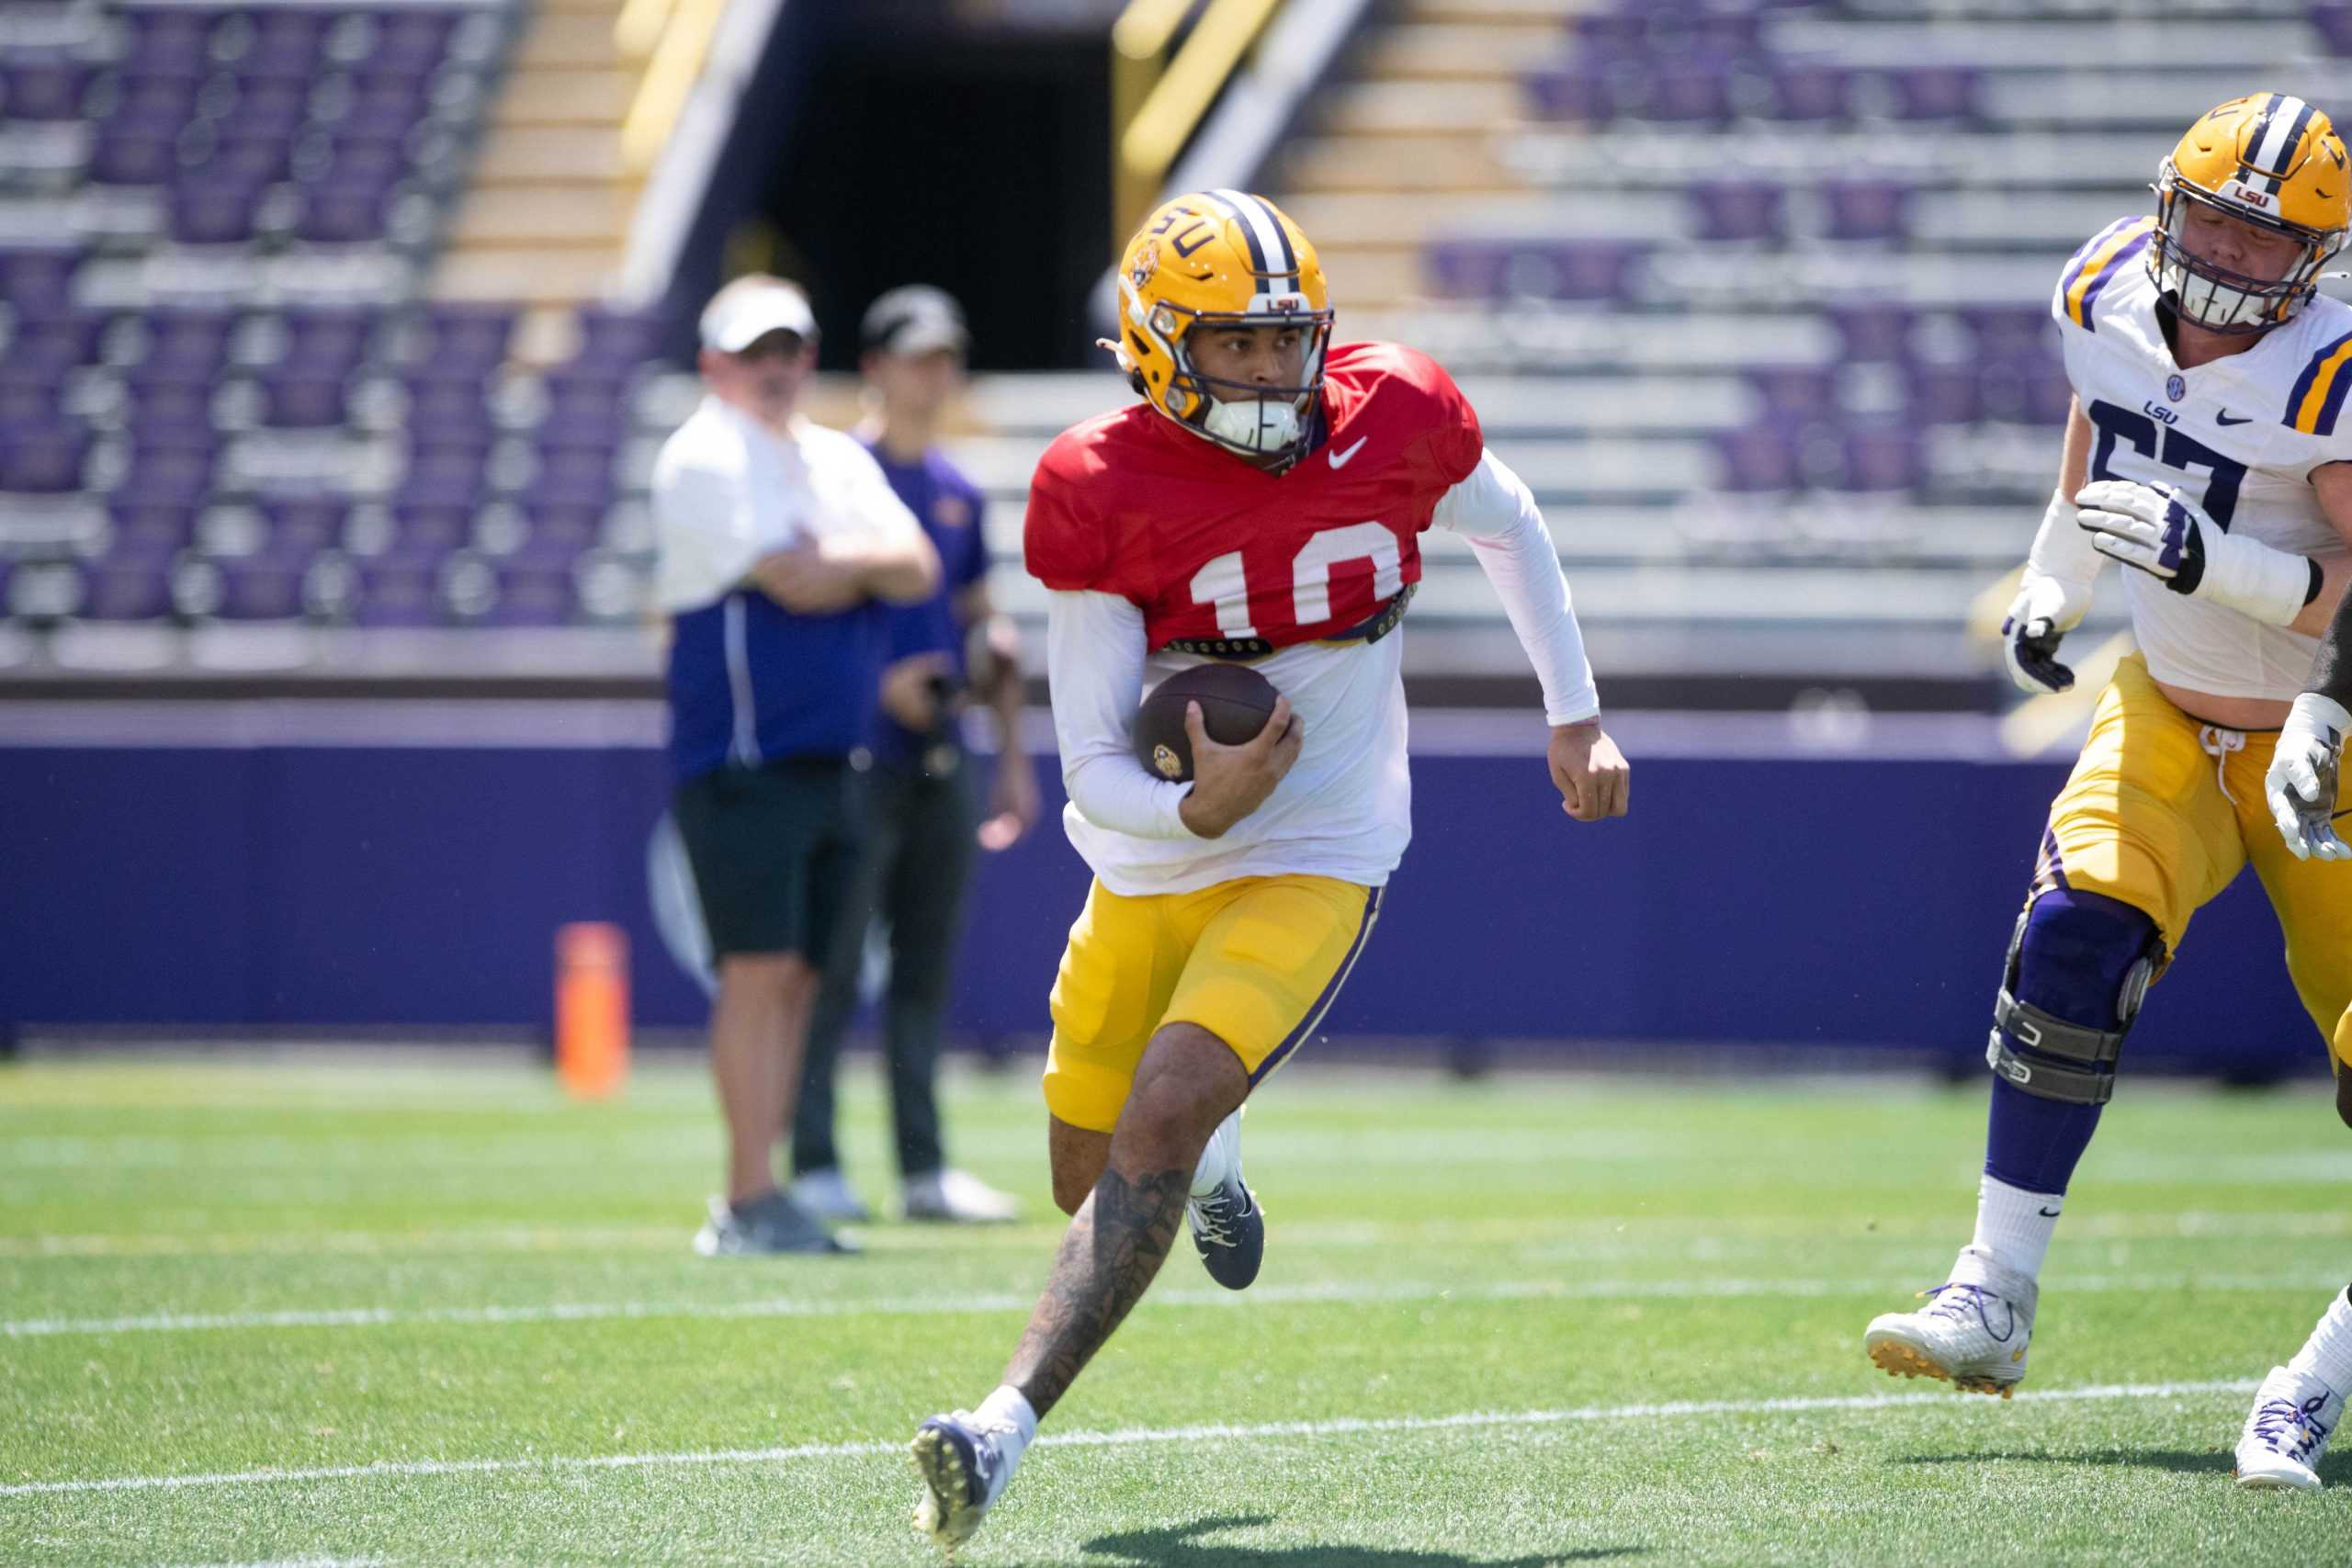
xmin=7 ymin=0 xmax=2351 ymax=704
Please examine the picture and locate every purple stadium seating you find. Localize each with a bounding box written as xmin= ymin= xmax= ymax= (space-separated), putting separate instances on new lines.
xmin=113 ymin=69 xmax=206 ymax=120
xmin=380 ymin=501 xmax=472 ymax=558
xmin=1425 ymin=239 xmax=1646 ymax=302
xmin=2317 ymin=5 xmax=2352 ymax=55
xmin=1826 ymin=301 xmax=1914 ymax=363
xmin=3 ymin=54 xmax=97 ymax=120
xmin=395 ymin=448 xmax=488 ymax=509
xmin=1976 ymin=356 xmax=2072 ymax=426
xmin=295 ymin=184 xmax=395 ymax=243
xmin=110 ymin=501 xmax=203 ymax=554
xmin=350 ymin=558 xmax=443 ymax=626
xmin=1710 ymin=418 xmax=1809 ymax=493
xmin=512 ymin=508 xmax=602 ymax=558
xmin=1903 ymin=362 xmax=1983 ymax=426
xmin=220 ymin=80 xmax=312 ymax=136
xmin=1766 ymin=61 xmax=1849 ymax=121
xmin=89 ymin=118 xmax=187 ymax=185
xmin=1884 ymin=65 xmax=1980 ymax=122
xmin=1835 ymin=423 xmax=1928 ymax=491
xmin=167 ymin=179 xmax=268 ymax=244
xmin=81 ymin=558 xmax=174 ymax=620
xmin=210 ymin=553 xmax=313 ymax=619
xmin=1 ymin=423 xmax=90 ymax=492
xmin=0 ymin=247 xmax=81 ymax=315
xmin=303 ymin=141 xmax=406 ymax=188
xmin=1820 ymin=180 xmax=1912 ymax=243
xmin=1689 ymin=181 xmax=1784 ymax=244
xmin=1522 ymin=64 xmax=1611 ymax=125
xmin=483 ymin=561 xmax=576 ymax=626
xmin=421 ymin=305 xmax=514 ymax=371
xmin=126 ymin=370 xmax=219 ymax=426
xmin=0 ymin=367 xmax=66 ymax=426
xmin=204 ymin=131 xmax=296 ymax=187
xmin=5 ymin=313 xmax=107 ymax=373
xmin=1959 ymin=305 xmax=2054 ymax=359
xmin=1744 ymin=366 xmax=1841 ymax=418
xmin=123 ymin=7 xmax=220 ymax=62
xmin=112 ymin=446 xmax=213 ymax=510
xmin=330 ymin=99 xmax=425 ymax=144
xmin=259 ymin=496 xmax=351 ymax=554
xmin=141 ymin=309 xmax=241 ymax=375
xmin=572 ymin=306 xmax=666 ymax=367
xmin=280 ymin=309 xmax=378 ymax=371
xmin=1626 ymin=60 xmax=1736 ymax=125
xmin=256 ymin=370 xmax=350 ymax=429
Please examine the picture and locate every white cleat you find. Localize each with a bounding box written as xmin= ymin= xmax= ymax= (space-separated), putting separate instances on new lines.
xmin=910 ymin=1408 xmax=1027 ymax=1554
xmin=2235 ymin=1365 xmax=2340 ymax=1491
xmin=903 ymin=1168 xmax=1021 ymax=1224
xmin=1864 ymin=1254 xmax=2037 ymax=1398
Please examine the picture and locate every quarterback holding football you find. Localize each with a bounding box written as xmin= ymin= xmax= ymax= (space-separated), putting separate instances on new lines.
xmin=906 ymin=188 xmax=1629 ymax=1550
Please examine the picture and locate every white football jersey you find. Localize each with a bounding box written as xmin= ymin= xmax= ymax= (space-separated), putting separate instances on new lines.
xmin=2052 ymin=215 xmax=2349 ymax=702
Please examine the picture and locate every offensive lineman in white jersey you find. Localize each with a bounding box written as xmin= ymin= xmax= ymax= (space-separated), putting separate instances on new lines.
xmin=1861 ymin=95 xmax=2352 ymax=1410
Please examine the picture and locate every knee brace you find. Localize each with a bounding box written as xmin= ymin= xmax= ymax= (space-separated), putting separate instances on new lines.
xmin=1986 ymin=888 xmax=2162 ymax=1105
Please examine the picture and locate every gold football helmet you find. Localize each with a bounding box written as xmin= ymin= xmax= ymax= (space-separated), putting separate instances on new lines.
xmin=2153 ymin=93 xmax=2351 ymax=333
xmin=1112 ymin=189 xmax=1333 ymax=467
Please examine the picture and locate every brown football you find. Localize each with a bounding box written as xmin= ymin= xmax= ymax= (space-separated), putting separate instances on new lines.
xmin=1131 ymin=663 xmax=1282 ymax=784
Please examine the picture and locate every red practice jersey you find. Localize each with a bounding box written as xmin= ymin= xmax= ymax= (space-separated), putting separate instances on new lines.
xmin=1025 ymin=341 xmax=1483 ymax=651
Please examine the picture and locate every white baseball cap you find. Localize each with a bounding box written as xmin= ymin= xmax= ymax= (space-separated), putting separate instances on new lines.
xmin=698 ymin=276 xmax=818 ymax=354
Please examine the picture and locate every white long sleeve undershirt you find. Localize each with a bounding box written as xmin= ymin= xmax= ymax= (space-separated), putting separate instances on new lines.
xmin=1046 ymin=446 xmax=1598 ymax=844
xmin=1432 ymin=447 xmax=1600 ymax=727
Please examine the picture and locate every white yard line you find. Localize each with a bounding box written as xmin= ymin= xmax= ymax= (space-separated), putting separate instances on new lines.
xmin=9 ymin=1269 xmax=2347 ymax=1340
xmin=10 ymin=1208 xmax=2350 ymax=1261
xmin=0 ymin=1379 xmax=2258 ymax=1500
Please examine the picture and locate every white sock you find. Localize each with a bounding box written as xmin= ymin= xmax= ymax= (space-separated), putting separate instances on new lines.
xmin=2286 ymin=1287 xmax=2352 ymax=1397
xmin=975 ymin=1384 xmax=1038 ymax=1448
xmin=1191 ymin=1110 xmax=1241 ymax=1199
xmin=1969 ymin=1174 xmax=2063 ymax=1282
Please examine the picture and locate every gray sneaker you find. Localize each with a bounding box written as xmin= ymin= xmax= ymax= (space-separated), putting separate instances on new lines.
xmin=693 ymin=1190 xmax=855 ymax=1256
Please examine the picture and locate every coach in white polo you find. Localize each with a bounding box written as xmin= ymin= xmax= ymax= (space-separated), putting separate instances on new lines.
xmin=654 ymin=274 xmax=940 ymax=1256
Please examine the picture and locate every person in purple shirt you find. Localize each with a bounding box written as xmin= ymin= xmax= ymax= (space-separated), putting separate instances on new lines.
xmin=789 ymin=286 xmax=1042 ymax=1224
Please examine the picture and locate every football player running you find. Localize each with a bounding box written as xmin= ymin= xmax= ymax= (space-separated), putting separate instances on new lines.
xmin=907 ymin=190 xmax=1629 ymax=1551
xmin=2230 ymin=585 xmax=2352 ymax=1490
xmin=1864 ymin=95 xmax=2352 ymax=1399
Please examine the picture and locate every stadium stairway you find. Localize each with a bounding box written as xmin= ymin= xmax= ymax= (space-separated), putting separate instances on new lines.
xmin=437 ymin=0 xmax=635 ymax=304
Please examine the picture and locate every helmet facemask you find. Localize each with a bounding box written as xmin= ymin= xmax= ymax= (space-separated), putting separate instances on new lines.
xmin=2152 ymin=160 xmax=2344 ymax=333
xmin=1125 ymin=286 xmax=1335 ymax=470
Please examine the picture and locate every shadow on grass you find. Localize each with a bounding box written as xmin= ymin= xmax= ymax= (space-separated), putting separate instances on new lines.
xmin=1896 ymin=1447 xmax=2352 ymax=1485
xmin=1069 ymin=1513 xmax=1646 ymax=1566
xmin=1894 ymin=1450 xmax=2235 ymax=1477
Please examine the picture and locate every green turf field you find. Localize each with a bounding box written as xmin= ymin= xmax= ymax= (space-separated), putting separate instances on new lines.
xmin=5 ymin=1055 xmax=2351 ymax=1566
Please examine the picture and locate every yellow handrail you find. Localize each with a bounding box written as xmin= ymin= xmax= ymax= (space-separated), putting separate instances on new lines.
xmin=613 ymin=0 xmax=677 ymax=62
xmin=1111 ymin=0 xmax=1284 ymax=247
xmin=620 ymin=0 xmax=729 ymax=175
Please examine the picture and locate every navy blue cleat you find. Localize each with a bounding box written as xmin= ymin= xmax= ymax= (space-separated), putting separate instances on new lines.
xmin=1187 ymin=1176 xmax=1263 ymax=1291
xmin=910 ymin=1408 xmax=1026 ymax=1554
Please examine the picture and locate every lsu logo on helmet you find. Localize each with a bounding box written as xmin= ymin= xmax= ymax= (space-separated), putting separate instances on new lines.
xmin=1112 ymin=189 xmax=1335 ymax=469
xmin=2153 ymin=93 xmax=2352 ymax=333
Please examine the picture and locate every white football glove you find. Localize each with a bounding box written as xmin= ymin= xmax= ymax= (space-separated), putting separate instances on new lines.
xmin=2001 ymin=570 xmax=2094 ymax=694
xmin=2268 ymin=692 xmax=2351 ymax=863
xmin=2075 ymin=479 xmax=2316 ymax=626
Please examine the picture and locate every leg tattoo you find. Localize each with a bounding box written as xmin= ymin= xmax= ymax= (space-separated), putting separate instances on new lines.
xmin=1003 ymin=1164 xmax=1190 ymax=1416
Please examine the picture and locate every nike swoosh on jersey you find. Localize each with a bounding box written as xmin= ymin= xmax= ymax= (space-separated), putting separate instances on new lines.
xmin=2217 ymin=411 xmax=2255 ymax=425
xmin=1328 ymin=436 xmax=1369 ymax=468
